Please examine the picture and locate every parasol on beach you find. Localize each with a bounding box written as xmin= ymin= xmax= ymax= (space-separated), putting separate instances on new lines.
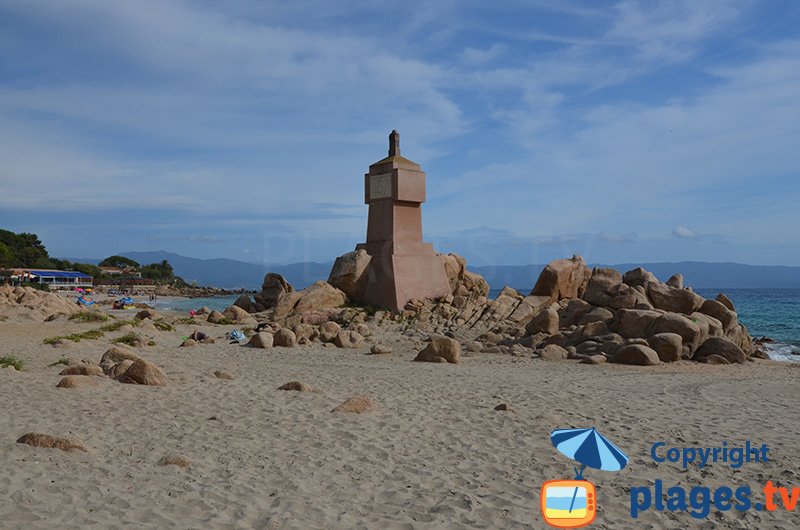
xmin=550 ymin=427 xmax=628 ymax=479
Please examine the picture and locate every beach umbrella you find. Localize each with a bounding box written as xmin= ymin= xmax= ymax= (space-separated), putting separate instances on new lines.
xmin=550 ymin=427 xmax=628 ymax=479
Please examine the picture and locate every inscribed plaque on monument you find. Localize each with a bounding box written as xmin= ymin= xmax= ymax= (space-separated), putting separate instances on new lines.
xmin=369 ymin=173 xmax=392 ymax=199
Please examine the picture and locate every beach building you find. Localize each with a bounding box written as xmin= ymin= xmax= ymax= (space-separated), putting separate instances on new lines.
xmin=98 ymin=266 xmax=141 ymax=278
xmin=1 ymin=268 xmax=93 ymax=289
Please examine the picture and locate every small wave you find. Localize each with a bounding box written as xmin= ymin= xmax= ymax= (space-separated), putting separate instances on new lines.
xmin=765 ymin=341 xmax=800 ymax=362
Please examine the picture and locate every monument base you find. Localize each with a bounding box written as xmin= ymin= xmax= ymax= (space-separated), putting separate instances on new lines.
xmin=355 ymin=241 xmax=450 ymax=311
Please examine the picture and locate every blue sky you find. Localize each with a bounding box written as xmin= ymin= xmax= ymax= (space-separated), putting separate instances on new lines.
xmin=1 ymin=0 xmax=799 ymax=266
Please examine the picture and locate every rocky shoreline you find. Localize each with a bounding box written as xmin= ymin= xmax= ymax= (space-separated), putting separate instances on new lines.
xmin=223 ymin=253 xmax=762 ymax=366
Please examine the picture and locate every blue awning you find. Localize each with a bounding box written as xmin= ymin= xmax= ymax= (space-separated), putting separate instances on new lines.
xmin=28 ymin=270 xmax=92 ymax=279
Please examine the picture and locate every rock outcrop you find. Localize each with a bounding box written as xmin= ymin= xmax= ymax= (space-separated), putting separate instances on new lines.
xmin=413 ymin=336 xmax=461 ymax=364
xmin=255 ymin=273 xmax=294 ymax=310
xmin=0 ymin=285 xmax=90 ymax=320
xmin=328 ymin=249 xmax=372 ymax=301
xmin=530 ymin=255 xmax=591 ymax=304
xmin=118 ymin=358 xmax=168 ymax=386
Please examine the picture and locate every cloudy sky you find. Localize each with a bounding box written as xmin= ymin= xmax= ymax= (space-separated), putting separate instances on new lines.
xmin=1 ymin=0 xmax=799 ymax=266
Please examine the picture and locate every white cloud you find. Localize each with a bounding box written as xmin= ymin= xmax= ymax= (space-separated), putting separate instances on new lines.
xmin=672 ymin=226 xmax=698 ymax=239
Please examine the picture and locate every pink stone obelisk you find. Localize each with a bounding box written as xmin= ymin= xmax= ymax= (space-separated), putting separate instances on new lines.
xmin=354 ymin=130 xmax=450 ymax=311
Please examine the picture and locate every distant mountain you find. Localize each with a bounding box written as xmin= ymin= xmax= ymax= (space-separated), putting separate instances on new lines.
xmin=472 ymin=261 xmax=800 ymax=291
xmin=60 ymin=251 xmax=333 ymax=290
xmin=60 ymin=252 xmax=800 ymax=290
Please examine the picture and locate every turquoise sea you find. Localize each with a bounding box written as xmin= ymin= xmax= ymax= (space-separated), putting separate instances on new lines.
xmin=151 ymin=289 xmax=800 ymax=361
xmin=150 ymin=295 xmax=240 ymax=314
xmin=696 ymin=288 xmax=800 ymax=361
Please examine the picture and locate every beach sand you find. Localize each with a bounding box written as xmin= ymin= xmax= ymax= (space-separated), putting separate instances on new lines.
xmin=1 ymin=309 xmax=799 ymax=529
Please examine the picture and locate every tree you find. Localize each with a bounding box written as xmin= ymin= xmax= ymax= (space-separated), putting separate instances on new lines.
xmin=71 ymin=262 xmax=103 ymax=278
xmin=0 ymin=229 xmax=51 ymax=267
xmin=99 ymin=255 xmax=140 ymax=270
xmin=0 ymin=242 xmax=14 ymax=268
xmin=141 ymin=260 xmax=178 ymax=283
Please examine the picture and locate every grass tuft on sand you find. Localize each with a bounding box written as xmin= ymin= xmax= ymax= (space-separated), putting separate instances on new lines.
xmin=0 ymin=355 xmax=25 ymax=370
xmin=69 ymin=312 xmax=109 ymax=323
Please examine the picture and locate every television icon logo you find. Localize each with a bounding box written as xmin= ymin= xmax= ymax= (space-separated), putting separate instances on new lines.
xmin=540 ymin=480 xmax=596 ymax=528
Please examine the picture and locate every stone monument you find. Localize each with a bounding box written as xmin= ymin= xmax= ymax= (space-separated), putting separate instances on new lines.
xmin=329 ymin=130 xmax=451 ymax=311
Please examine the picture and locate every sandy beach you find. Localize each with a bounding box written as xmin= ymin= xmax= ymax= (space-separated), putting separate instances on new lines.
xmin=2 ymin=304 xmax=799 ymax=529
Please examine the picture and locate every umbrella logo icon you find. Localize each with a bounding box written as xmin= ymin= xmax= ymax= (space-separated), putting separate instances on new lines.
xmin=541 ymin=427 xmax=629 ymax=528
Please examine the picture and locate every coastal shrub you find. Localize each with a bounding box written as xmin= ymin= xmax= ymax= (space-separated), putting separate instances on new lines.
xmin=99 ymin=320 xmax=135 ymax=332
xmin=0 ymin=355 xmax=25 ymax=370
xmin=344 ymin=301 xmax=378 ymax=317
xmin=47 ymin=357 xmax=71 ymax=367
xmin=69 ymin=311 xmax=109 ymax=323
xmin=43 ymin=329 xmax=105 ymax=344
xmin=112 ymin=332 xmax=155 ymax=347
xmin=175 ymin=317 xmax=198 ymax=325
xmin=0 ymin=314 xmax=8 ymax=322
xmin=112 ymin=332 xmax=140 ymax=346
xmin=215 ymin=317 xmax=233 ymax=326
xmin=153 ymin=319 xmax=174 ymax=332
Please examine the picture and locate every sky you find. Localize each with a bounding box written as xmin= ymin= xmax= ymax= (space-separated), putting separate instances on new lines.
xmin=1 ymin=0 xmax=799 ymax=267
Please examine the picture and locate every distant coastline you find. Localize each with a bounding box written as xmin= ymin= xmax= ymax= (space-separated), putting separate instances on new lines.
xmin=60 ymin=251 xmax=800 ymax=291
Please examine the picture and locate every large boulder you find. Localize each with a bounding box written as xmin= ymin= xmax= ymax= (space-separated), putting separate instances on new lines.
xmin=272 ymin=282 xmax=347 ymax=320
xmin=318 ymin=321 xmax=341 ymax=343
xmin=531 ymin=255 xmax=591 ymax=304
xmin=698 ymin=299 xmax=737 ymax=333
xmin=558 ymin=299 xmax=593 ymax=327
xmin=578 ymin=306 xmax=615 ymax=325
xmin=223 ymin=304 xmax=257 ymax=326
xmin=727 ymin=324 xmax=754 ymax=355
xmin=118 ymin=359 xmax=168 ymax=386
xmin=328 ymin=249 xmax=372 ymax=300
xmin=247 ymin=332 xmax=274 ymax=349
xmin=438 ymin=253 xmax=467 ymax=293
xmin=666 ymin=273 xmax=684 ymax=289
xmin=507 ymin=295 xmax=551 ymax=325
xmin=691 ymin=312 xmax=724 ymax=338
xmin=459 ymin=271 xmax=490 ymax=298
xmin=255 ymin=273 xmax=294 ymax=309
xmin=135 ymin=308 xmax=161 ymax=320
xmin=650 ymin=313 xmax=704 ymax=356
xmin=646 ymin=283 xmax=705 ymax=314
xmin=648 ymin=333 xmax=683 ymax=362
xmin=613 ymin=309 xmax=662 ymax=338
xmin=59 ymin=364 xmax=105 ymax=377
xmin=525 ymin=307 xmax=559 ymax=335
xmin=334 ymin=330 xmax=364 ymax=349
xmin=611 ymin=344 xmax=660 ymax=366
xmin=414 ymin=336 xmax=461 ymax=364
xmin=232 ymin=294 xmax=255 ymax=313
xmin=715 ymin=293 xmax=735 ymax=311
xmin=622 ymin=267 xmax=659 ymax=287
xmin=273 ymin=328 xmax=297 ymax=347
xmin=583 ymin=268 xmax=647 ymax=310
xmin=100 ymin=345 xmax=142 ymax=369
xmin=56 ymin=375 xmax=106 ymax=389
xmin=207 ymin=310 xmax=227 ymax=324
xmin=331 ymin=395 xmax=377 ymax=414
xmin=540 ymin=344 xmax=568 ymax=361
xmin=693 ymin=337 xmax=747 ymax=364
xmin=109 ymin=360 xmax=134 ymax=379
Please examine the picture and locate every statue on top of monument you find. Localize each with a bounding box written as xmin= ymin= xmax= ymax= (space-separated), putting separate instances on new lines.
xmin=388 ymin=129 xmax=400 ymax=157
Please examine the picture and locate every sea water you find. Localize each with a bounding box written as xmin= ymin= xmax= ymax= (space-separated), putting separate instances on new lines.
xmin=489 ymin=288 xmax=800 ymax=362
xmin=149 ymin=295 xmax=240 ymax=314
xmin=696 ymin=288 xmax=800 ymax=362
